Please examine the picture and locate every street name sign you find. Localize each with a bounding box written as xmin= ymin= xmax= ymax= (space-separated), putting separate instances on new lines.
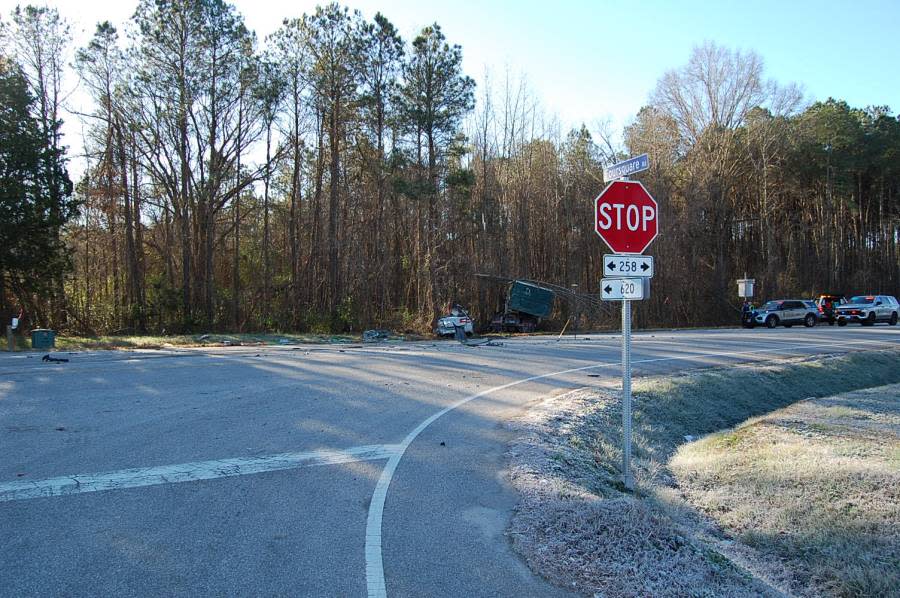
xmin=603 ymin=153 xmax=649 ymax=181
xmin=600 ymin=277 xmax=645 ymax=301
xmin=594 ymin=180 xmax=659 ymax=254
xmin=604 ymin=254 xmax=653 ymax=278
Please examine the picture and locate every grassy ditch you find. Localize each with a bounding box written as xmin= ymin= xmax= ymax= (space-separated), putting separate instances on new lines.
xmin=507 ymin=349 xmax=900 ymax=597
xmin=588 ymin=349 xmax=900 ymax=492
xmin=671 ymin=385 xmax=900 ymax=597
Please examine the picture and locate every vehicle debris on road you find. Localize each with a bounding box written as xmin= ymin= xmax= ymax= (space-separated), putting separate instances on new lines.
xmin=453 ymin=325 xmax=504 ymax=347
xmin=41 ymin=354 xmax=69 ymax=363
xmin=363 ymin=329 xmax=393 ymax=343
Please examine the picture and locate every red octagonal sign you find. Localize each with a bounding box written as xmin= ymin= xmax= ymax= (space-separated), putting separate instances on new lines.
xmin=594 ymin=180 xmax=658 ymax=254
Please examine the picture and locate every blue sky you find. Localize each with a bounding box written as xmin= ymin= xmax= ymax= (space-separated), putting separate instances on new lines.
xmin=3 ymin=0 xmax=898 ymax=137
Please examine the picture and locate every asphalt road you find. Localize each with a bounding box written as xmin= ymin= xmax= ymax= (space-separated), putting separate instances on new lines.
xmin=1 ymin=325 xmax=898 ymax=597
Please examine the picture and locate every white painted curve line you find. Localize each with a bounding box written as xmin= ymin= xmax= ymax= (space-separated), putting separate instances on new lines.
xmin=364 ymin=336 xmax=899 ymax=597
xmin=0 ymin=444 xmax=401 ymax=503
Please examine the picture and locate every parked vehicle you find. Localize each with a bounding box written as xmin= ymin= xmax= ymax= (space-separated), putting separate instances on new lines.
xmin=489 ymin=281 xmax=555 ymax=333
xmin=435 ymin=304 xmax=474 ymax=337
xmin=752 ymin=299 xmax=819 ymax=329
xmin=814 ymin=294 xmax=846 ymax=325
xmin=835 ymin=295 xmax=899 ymax=326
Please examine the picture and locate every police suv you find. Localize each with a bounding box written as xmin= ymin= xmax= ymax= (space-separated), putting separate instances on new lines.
xmin=835 ymin=295 xmax=899 ymax=326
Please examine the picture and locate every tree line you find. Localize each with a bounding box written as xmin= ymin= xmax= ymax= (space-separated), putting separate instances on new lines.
xmin=1 ymin=3 xmax=898 ymax=335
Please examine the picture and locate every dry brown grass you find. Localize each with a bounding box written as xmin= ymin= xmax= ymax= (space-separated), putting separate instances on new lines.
xmin=51 ymin=332 xmax=360 ymax=351
xmin=671 ymin=385 xmax=900 ymax=597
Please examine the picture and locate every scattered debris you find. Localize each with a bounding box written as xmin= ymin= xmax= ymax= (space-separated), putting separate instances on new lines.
xmin=42 ymin=354 xmax=68 ymax=363
xmin=363 ymin=329 xmax=392 ymax=343
xmin=452 ymin=325 xmax=504 ymax=347
xmin=463 ymin=338 xmax=505 ymax=347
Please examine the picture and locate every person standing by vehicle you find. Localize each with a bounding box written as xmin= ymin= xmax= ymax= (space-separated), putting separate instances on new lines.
xmin=741 ymin=300 xmax=754 ymax=328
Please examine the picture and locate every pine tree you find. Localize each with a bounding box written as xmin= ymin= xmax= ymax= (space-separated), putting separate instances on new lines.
xmin=0 ymin=58 xmax=76 ymax=327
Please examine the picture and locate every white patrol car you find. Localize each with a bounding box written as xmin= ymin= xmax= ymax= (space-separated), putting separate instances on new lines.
xmin=752 ymin=299 xmax=819 ymax=328
xmin=835 ymin=295 xmax=899 ymax=326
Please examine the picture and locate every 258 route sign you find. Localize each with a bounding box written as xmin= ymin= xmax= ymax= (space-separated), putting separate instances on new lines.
xmin=603 ymin=254 xmax=653 ymax=278
xmin=594 ymin=180 xmax=658 ymax=254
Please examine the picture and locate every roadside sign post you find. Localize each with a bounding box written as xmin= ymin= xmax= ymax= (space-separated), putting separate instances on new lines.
xmin=621 ymin=299 xmax=633 ymax=489
xmin=594 ymin=161 xmax=658 ymax=491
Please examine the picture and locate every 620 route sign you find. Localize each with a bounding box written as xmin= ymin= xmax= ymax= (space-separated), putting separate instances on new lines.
xmin=604 ymin=254 xmax=653 ymax=278
xmin=594 ymin=180 xmax=658 ymax=254
xmin=601 ymin=277 xmax=645 ymax=300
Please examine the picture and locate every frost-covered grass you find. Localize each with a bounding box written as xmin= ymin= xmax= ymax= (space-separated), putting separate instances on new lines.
xmin=507 ymin=349 xmax=900 ymax=597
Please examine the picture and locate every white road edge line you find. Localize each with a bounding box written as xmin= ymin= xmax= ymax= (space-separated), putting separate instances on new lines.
xmin=0 ymin=444 xmax=402 ymax=502
xmin=364 ymin=336 xmax=899 ymax=598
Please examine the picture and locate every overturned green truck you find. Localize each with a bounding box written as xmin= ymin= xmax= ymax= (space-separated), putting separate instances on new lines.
xmin=489 ymin=281 xmax=555 ymax=333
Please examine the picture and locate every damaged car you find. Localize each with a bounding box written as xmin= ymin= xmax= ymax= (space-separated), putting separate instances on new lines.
xmin=435 ymin=305 xmax=474 ymax=337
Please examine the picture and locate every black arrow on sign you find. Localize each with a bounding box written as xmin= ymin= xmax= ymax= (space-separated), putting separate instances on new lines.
xmin=604 ymin=285 xmax=613 ymax=294
xmin=641 ymin=262 xmax=649 ymax=272
xmin=607 ymin=261 xmax=616 ymax=271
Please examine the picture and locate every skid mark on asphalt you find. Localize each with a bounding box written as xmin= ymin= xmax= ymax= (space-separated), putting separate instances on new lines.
xmin=364 ymin=336 xmax=899 ymax=598
xmin=0 ymin=444 xmax=401 ymax=502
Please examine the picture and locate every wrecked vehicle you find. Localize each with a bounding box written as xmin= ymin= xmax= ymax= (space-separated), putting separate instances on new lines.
xmin=435 ymin=305 xmax=474 ymax=337
xmin=490 ymin=281 xmax=555 ymax=333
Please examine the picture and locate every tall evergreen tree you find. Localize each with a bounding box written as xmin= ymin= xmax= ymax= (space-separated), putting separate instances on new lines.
xmin=397 ymin=23 xmax=475 ymax=320
xmin=0 ymin=58 xmax=76 ymax=326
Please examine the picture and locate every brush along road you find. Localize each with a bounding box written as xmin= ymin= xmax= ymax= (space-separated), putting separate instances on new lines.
xmin=1 ymin=326 xmax=898 ymax=597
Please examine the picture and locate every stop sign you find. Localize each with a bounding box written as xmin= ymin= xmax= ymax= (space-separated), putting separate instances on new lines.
xmin=594 ymin=180 xmax=658 ymax=254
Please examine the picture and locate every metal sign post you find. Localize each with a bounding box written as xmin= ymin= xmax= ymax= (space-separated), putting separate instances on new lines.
xmin=621 ymin=299 xmax=633 ymax=490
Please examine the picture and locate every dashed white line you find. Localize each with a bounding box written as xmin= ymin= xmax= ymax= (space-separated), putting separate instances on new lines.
xmin=0 ymin=444 xmax=402 ymax=502
xmin=364 ymin=336 xmax=899 ymax=597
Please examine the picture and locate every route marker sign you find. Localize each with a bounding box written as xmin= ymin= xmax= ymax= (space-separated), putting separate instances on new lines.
xmin=603 ymin=153 xmax=649 ymax=181
xmin=604 ymin=254 xmax=653 ymax=278
xmin=600 ymin=277 xmax=645 ymax=301
xmin=594 ymin=180 xmax=659 ymax=254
